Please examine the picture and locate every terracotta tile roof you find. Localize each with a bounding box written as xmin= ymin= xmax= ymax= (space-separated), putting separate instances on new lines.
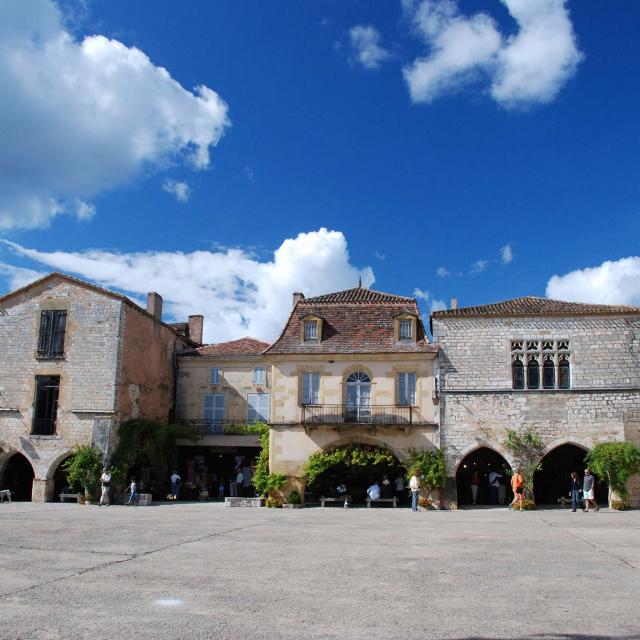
xmin=181 ymin=337 xmax=270 ymax=358
xmin=266 ymin=287 xmax=437 ymax=355
xmin=431 ymin=296 xmax=640 ymax=319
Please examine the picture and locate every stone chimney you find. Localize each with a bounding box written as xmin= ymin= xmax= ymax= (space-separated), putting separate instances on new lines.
xmin=292 ymin=292 xmax=305 ymax=308
xmin=450 ymin=298 xmax=458 ymax=310
xmin=188 ymin=315 xmax=204 ymax=344
xmin=147 ymin=292 xmax=163 ymax=321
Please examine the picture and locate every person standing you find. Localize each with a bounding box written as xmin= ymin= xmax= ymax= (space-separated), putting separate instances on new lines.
xmin=570 ymin=471 xmax=581 ymax=512
xmin=170 ymin=470 xmax=181 ymax=500
xmin=381 ymin=474 xmax=393 ymax=499
xmin=409 ymin=472 xmax=420 ymax=512
xmin=488 ymin=469 xmax=502 ymax=505
xmin=470 ymin=470 xmax=481 ymax=505
xmin=583 ymin=468 xmax=599 ymax=512
xmin=510 ymin=470 xmax=524 ymax=510
xmin=127 ymin=477 xmax=138 ymax=506
xmin=394 ymin=474 xmax=405 ymax=506
xmin=235 ymin=468 xmax=244 ymax=497
xmin=99 ymin=468 xmax=111 ymax=506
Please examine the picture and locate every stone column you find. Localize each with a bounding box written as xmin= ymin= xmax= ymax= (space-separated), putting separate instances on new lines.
xmin=32 ymin=478 xmax=54 ymax=502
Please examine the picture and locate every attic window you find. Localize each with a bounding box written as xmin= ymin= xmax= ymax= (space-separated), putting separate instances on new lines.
xmin=304 ymin=321 xmax=318 ymax=341
xmin=399 ymin=320 xmax=412 ymax=340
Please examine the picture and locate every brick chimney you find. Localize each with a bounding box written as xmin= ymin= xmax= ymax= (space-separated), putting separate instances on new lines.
xmin=450 ymin=298 xmax=458 ymax=310
xmin=188 ymin=315 xmax=204 ymax=344
xmin=292 ymin=292 xmax=305 ymax=308
xmin=147 ymin=292 xmax=163 ymax=320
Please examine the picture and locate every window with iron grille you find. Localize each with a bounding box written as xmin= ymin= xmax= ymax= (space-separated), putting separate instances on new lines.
xmin=37 ymin=310 xmax=67 ymax=359
xmin=32 ymin=375 xmax=60 ymax=435
xmin=304 ymin=321 xmax=318 ymax=341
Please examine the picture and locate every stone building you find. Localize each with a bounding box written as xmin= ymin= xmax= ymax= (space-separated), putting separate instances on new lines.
xmin=174 ymin=337 xmax=269 ymax=492
xmin=0 ymin=273 xmax=198 ymax=501
xmin=265 ymin=286 xmax=439 ymax=502
xmin=431 ymin=297 xmax=640 ymax=507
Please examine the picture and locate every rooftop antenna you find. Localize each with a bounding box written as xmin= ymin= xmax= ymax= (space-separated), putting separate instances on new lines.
xmin=358 ymin=276 xmax=362 ymax=288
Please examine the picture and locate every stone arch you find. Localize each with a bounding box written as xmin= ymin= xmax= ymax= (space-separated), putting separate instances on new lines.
xmin=45 ymin=449 xmax=75 ymax=480
xmin=452 ymin=440 xmax=515 ymax=475
xmin=1 ymin=452 xmax=35 ymax=501
xmin=455 ymin=445 xmax=513 ymax=507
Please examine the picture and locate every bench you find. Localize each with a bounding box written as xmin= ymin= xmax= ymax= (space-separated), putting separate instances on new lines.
xmin=0 ymin=489 xmax=12 ymax=503
xmin=320 ymin=496 xmax=349 ymax=508
xmin=59 ymin=493 xmax=82 ymax=503
xmin=366 ymin=497 xmax=397 ymax=508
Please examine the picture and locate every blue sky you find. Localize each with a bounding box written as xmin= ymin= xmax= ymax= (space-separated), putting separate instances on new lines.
xmin=1 ymin=0 xmax=639 ymax=341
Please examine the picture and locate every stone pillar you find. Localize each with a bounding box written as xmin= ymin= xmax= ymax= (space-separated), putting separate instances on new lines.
xmin=32 ymin=478 xmax=54 ymax=502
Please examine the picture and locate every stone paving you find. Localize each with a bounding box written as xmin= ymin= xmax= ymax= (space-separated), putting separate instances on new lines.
xmin=1 ymin=503 xmax=639 ymax=640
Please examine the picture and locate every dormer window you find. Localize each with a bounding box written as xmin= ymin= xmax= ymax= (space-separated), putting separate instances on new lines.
xmin=300 ymin=314 xmax=323 ymax=343
xmin=399 ymin=320 xmax=412 ymax=340
xmin=304 ymin=321 xmax=317 ymax=341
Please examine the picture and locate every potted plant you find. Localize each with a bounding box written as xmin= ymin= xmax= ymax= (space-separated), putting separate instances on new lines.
xmin=586 ymin=442 xmax=640 ymax=509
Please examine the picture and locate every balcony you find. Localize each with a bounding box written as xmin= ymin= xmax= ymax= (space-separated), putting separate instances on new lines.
xmin=300 ymin=404 xmax=430 ymax=426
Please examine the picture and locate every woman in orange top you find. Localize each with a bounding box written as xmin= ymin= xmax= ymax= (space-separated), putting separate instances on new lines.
xmin=510 ymin=470 xmax=524 ymax=510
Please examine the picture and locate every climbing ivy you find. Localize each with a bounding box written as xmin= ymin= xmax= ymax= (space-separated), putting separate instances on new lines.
xmin=407 ymin=448 xmax=447 ymax=490
xmin=303 ymin=446 xmax=397 ymax=485
xmin=243 ymin=422 xmax=286 ymax=497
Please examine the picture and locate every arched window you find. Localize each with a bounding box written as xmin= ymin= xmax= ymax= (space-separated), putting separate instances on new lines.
xmin=527 ymin=356 xmax=540 ymax=389
xmin=512 ymin=357 xmax=524 ymax=389
xmin=543 ymin=357 xmax=555 ymax=389
xmin=346 ymin=372 xmax=371 ymax=383
xmin=558 ymin=357 xmax=570 ymax=389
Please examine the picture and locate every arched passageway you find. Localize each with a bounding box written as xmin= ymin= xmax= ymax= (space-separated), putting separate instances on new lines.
xmin=456 ymin=447 xmax=512 ymax=507
xmin=51 ymin=456 xmax=73 ymax=500
xmin=2 ymin=453 xmax=35 ymax=501
xmin=305 ymin=444 xmax=406 ymax=506
xmin=534 ymin=444 xmax=608 ymax=505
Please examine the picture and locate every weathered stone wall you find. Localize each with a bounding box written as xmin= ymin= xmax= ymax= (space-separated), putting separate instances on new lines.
xmin=432 ymin=315 xmax=640 ymax=506
xmin=0 ymin=279 xmax=122 ymax=499
xmin=176 ymin=356 xmax=269 ymax=424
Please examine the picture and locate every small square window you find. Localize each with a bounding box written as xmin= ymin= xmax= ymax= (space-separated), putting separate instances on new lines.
xmin=304 ymin=321 xmax=318 ymax=341
xmin=252 ymin=367 xmax=266 ymax=385
xmin=210 ymin=368 xmax=222 ymax=385
xmin=399 ymin=320 xmax=412 ymax=340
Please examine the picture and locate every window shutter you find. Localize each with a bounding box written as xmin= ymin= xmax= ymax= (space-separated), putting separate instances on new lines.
xmin=52 ymin=311 xmax=67 ymax=356
xmin=399 ymin=373 xmax=416 ymax=405
xmin=211 ymin=368 xmax=221 ymax=384
xmin=302 ymin=373 xmax=319 ymax=404
xmin=253 ymin=368 xmax=265 ymax=385
xmin=38 ymin=311 xmax=52 ymax=356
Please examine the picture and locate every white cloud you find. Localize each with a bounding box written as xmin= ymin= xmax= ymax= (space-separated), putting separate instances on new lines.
xmin=430 ymin=298 xmax=448 ymax=313
xmin=546 ymin=257 xmax=640 ymax=306
xmin=0 ymin=0 xmax=229 ymax=230
xmin=413 ymin=288 xmax=430 ymax=301
xmin=162 ymin=180 xmax=190 ymax=203
xmin=349 ymin=25 xmax=391 ymax=70
xmin=1 ymin=229 xmax=375 ymax=343
xmin=436 ymin=267 xmax=450 ymax=277
xmin=0 ymin=264 xmax=45 ymax=291
xmin=470 ymin=259 xmax=490 ymax=274
xmin=403 ymin=0 xmax=582 ymax=107
xmin=500 ymin=243 xmax=513 ymax=264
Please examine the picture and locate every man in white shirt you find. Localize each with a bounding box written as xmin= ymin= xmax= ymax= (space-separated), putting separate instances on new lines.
xmin=99 ymin=469 xmax=111 ymax=506
xmin=367 ymin=482 xmax=381 ymax=502
xmin=409 ymin=473 xmax=420 ymax=511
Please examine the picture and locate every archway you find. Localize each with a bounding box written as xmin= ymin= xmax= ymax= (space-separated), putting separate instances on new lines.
xmin=533 ymin=443 xmax=608 ymax=506
xmin=456 ymin=447 xmax=512 ymax=507
xmin=2 ymin=453 xmax=35 ymax=501
xmin=50 ymin=455 xmax=73 ymax=500
xmin=304 ymin=444 xmax=405 ymax=506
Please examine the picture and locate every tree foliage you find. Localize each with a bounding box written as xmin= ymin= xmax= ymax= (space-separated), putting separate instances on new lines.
xmin=407 ymin=448 xmax=447 ymax=490
xmin=303 ymin=446 xmax=397 ymax=485
xmin=586 ymin=442 xmax=640 ymax=498
xmin=62 ymin=445 xmax=103 ymax=500
xmin=503 ymin=429 xmax=546 ymax=499
xmin=238 ymin=422 xmax=286 ymax=497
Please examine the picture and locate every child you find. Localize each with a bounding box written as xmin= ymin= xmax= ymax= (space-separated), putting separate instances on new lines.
xmin=127 ymin=476 xmax=138 ymax=506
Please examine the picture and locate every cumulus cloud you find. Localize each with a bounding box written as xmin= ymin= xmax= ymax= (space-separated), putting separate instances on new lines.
xmin=349 ymin=25 xmax=391 ymax=69
xmin=0 ymin=264 xmax=45 ymax=292
xmin=0 ymin=0 xmax=229 ymax=230
xmin=413 ymin=288 xmax=430 ymax=301
xmin=500 ymin=243 xmax=513 ymax=264
xmin=430 ymin=298 xmax=448 ymax=313
xmin=162 ymin=180 xmax=190 ymax=203
xmin=436 ymin=267 xmax=450 ymax=277
xmin=470 ymin=259 xmax=490 ymax=274
xmin=546 ymin=257 xmax=640 ymax=306
xmin=1 ymin=229 xmax=374 ymax=342
xmin=403 ymin=0 xmax=582 ymax=107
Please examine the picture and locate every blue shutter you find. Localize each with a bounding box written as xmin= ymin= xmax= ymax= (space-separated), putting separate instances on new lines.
xmin=248 ymin=393 xmax=270 ymax=421
xmin=204 ymin=393 xmax=224 ymax=422
xmin=210 ymin=368 xmax=221 ymax=384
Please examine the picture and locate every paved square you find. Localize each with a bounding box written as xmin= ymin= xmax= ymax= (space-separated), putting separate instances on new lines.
xmin=1 ymin=503 xmax=639 ymax=640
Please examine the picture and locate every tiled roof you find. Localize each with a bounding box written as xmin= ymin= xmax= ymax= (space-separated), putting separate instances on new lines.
xmin=266 ymin=288 xmax=437 ymax=355
xmin=302 ymin=287 xmax=416 ymax=305
xmin=431 ymin=296 xmax=640 ymax=318
xmin=181 ymin=337 xmax=270 ymax=358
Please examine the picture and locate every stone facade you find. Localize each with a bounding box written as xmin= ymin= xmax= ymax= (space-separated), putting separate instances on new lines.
xmin=0 ymin=274 xmax=194 ymax=501
xmin=432 ymin=309 xmax=640 ymax=507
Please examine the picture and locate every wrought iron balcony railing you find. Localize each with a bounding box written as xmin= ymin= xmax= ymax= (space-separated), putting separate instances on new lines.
xmin=300 ymin=404 xmax=428 ymax=426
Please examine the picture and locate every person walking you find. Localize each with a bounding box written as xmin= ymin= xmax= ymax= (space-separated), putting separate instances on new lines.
xmin=488 ymin=469 xmax=502 ymax=505
xmin=409 ymin=471 xmax=420 ymax=512
xmin=127 ymin=476 xmax=138 ymax=506
xmin=510 ymin=470 xmax=524 ymax=510
xmin=570 ymin=471 xmax=582 ymax=512
xmin=170 ymin=470 xmax=181 ymax=500
xmin=470 ymin=470 xmax=481 ymax=505
xmin=394 ymin=474 xmax=405 ymax=506
xmin=99 ymin=468 xmax=111 ymax=506
xmin=583 ymin=468 xmax=599 ymax=512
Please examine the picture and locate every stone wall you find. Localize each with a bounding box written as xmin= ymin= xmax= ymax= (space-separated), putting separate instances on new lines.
xmin=0 ymin=279 xmax=122 ymax=499
xmin=432 ymin=314 xmax=640 ymax=506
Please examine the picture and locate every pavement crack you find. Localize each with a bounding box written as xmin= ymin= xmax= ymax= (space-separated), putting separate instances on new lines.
xmin=0 ymin=522 xmax=260 ymax=600
xmin=540 ymin=516 xmax=639 ymax=571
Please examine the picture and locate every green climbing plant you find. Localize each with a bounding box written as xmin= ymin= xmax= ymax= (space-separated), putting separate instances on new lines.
xmin=406 ymin=448 xmax=447 ymax=491
xmin=62 ymin=445 xmax=103 ymax=500
xmin=504 ymin=429 xmax=546 ymax=502
xmin=303 ymin=446 xmax=397 ymax=485
xmin=586 ymin=442 xmax=640 ymax=505
xmin=246 ymin=422 xmax=286 ymax=497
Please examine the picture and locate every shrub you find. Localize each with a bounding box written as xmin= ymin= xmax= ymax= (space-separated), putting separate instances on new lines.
xmin=288 ymin=490 xmax=302 ymax=505
xmin=585 ymin=442 xmax=640 ymax=502
xmin=62 ymin=445 xmax=103 ymax=501
xmin=418 ymin=495 xmax=433 ymax=510
xmin=610 ymin=500 xmax=631 ymax=511
xmin=504 ymin=429 xmax=545 ymax=501
xmin=407 ymin=448 xmax=447 ymax=490
xmin=511 ymin=498 xmax=535 ymax=511
xmin=265 ymin=497 xmax=282 ymax=508
xmin=303 ymin=446 xmax=396 ymax=484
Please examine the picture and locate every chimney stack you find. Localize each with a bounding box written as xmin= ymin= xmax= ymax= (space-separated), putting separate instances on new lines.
xmin=292 ymin=292 xmax=305 ymax=308
xmin=147 ymin=292 xmax=163 ymax=321
xmin=450 ymin=298 xmax=458 ymax=310
xmin=188 ymin=315 xmax=204 ymax=344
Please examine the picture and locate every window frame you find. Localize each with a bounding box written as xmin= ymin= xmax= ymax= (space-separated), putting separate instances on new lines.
xmin=252 ymin=367 xmax=266 ymax=386
xmin=37 ymin=310 xmax=67 ymax=359
xmin=247 ymin=392 xmax=270 ymax=422
xmin=301 ymin=372 xmax=320 ymax=405
xmin=510 ymin=340 xmax=571 ymax=390
xmin=203 ymin=392 xmax=225 ymax=423
xmin=303 ymin=321 xmax=318 ymax=341
xmin=399 ymin=320 xmax=412 ymax=340
xmin=397 ymin=371 xmax=416 ymax=406
xmin=32 ymin=375 xmax=60 ymax=435
xmin=210 ymin=367 xmax=222 ymax=385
